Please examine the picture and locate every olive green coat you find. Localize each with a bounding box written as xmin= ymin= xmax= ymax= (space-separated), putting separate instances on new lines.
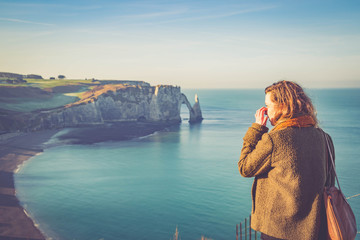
xmin=238 ymin=123 xmax=335 ymax=240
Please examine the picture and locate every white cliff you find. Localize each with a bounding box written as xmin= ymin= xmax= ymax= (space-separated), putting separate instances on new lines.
xmin=26 ymin=83 xmax=202 ymax=131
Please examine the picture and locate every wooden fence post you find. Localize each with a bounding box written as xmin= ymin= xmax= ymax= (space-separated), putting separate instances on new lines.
xmin=236 ymin=224 xmax=238 ymax=240
xmin=249 ymin=215 xmax=252 ymax=240
xmin=237 ymin=214 xmax=259 ymax=240
xmin=240 ymin=222 xmax=242 ymax=240
xmin=245 ymin=218 xmax=247 ymax=240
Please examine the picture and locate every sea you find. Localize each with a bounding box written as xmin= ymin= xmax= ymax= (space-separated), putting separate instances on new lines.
xmin=14 ymin=89 xmax=360 ymax=240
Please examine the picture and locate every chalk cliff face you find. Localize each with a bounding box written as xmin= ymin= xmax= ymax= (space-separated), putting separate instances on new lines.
xmin=28 ymin=84 xmax=201 ymax=131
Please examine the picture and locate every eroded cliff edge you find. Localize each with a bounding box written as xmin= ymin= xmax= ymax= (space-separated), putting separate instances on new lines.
xmin=0 ymin=82 xmax=203 ymax=134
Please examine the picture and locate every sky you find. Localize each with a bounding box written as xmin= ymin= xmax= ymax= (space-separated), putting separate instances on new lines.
xmin=0 ymin=0 xmax=359 ymax=89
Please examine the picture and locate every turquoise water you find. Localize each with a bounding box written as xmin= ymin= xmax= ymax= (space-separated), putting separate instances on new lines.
xmin=15 ymin=89 xmax=360 ymax=240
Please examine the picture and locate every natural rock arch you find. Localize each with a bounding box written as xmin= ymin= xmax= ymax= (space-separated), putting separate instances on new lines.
xmin=181 ymin=93 xmax=203 ymax=123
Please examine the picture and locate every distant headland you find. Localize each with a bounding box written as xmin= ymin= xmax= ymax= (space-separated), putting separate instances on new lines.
xmin=0 ymin=71 xmax=203 ymax=140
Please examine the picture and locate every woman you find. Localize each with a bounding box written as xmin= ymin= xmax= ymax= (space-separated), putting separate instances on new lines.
xmin=238 ymin=80 xmax=335 ymax=240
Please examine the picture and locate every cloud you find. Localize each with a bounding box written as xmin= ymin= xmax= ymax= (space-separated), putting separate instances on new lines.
xmin=0 ymin=1 xmax=102 ymax=10
xmin=116 ymin=9 xmax=188 ymax=19
xmin=116 ymin=4 xmax=278 ymax=26
xmin=0 ymin=17 xmax=54 ymax=26
xmin=173 ymin=5 xmax=278 ymax=22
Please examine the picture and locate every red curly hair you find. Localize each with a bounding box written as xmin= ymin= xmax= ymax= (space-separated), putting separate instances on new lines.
xmin=265 ymin=80 xmax=318 ymax=126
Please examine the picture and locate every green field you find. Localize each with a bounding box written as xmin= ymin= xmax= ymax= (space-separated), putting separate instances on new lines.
xmin=24 ymin=78 xmax=95 ymax=89
xmin=0 ymin=78 xmax=96 ymax=88
xmin=0 ymin=79 xmax=97 ymax=112
xmin=0 ymin=94 xmax=80 ymax=112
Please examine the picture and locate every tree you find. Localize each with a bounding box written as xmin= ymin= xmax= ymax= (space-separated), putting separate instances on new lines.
xmin=26 ymin=74 xmax=43 ymax=79
xmin=58 ymin=75 xmax=66 ymax=79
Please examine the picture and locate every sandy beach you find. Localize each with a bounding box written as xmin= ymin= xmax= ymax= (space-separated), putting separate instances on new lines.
xmin=0 ymin=130 xmax=59 ymax=240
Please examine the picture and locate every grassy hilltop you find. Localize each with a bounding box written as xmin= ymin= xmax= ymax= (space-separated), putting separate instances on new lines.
xmin=0 ymin=72 xmax=95 ymax=90
xmin=0 ymin=72 xmax=149 ymax=113
xmin=0 ymin=73 xmax=105 ymax=131
xmin=1 ymin=77 xmax=95 ymax=112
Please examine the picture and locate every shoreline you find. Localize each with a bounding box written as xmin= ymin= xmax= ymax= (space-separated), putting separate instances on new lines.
xmin=0 ymin=122 xmax=177 ymax=239
xmin=0 ymin=130 xmax=59 ymax=239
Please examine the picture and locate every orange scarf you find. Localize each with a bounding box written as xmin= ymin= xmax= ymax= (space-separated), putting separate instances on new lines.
xmin=271 ymin=115 xmax=316 ymax=132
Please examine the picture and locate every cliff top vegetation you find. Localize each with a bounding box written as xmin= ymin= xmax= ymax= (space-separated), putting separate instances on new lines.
xmin=65 ymin=84 xmax=133 ymax=107
xmin=0 ymin=72 xmax=151 ymax=113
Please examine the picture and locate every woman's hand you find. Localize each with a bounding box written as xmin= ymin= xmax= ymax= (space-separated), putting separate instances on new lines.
xmin=255 ymin=107 xmax=269 ymax=126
